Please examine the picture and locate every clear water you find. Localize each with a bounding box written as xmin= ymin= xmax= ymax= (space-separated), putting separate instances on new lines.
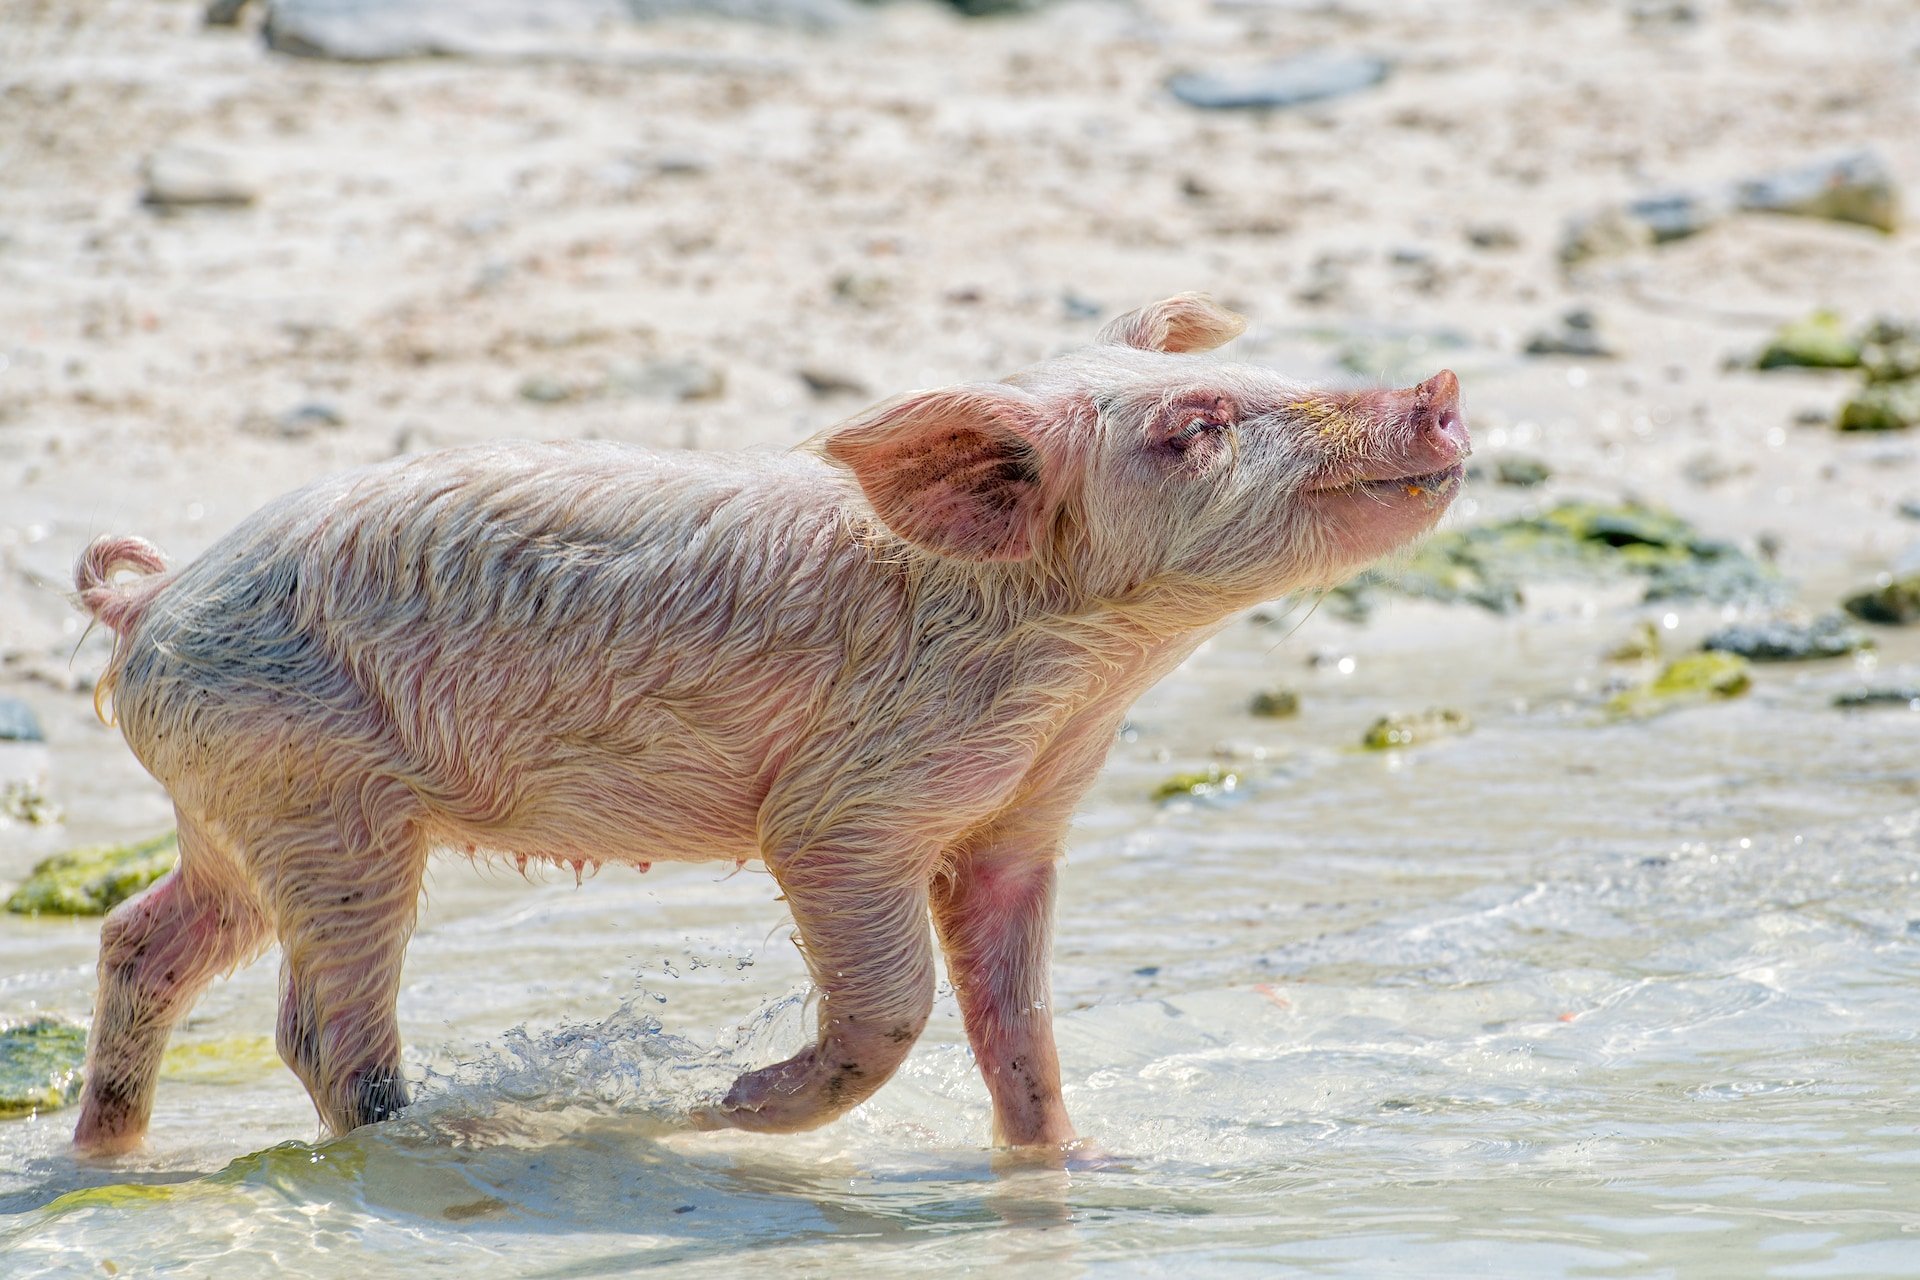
xmin=4 ymin=600 xmax=1920 ymax=1277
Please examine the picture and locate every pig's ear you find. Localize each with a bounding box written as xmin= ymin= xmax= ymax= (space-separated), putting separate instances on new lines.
xmin=821 ymin=386 xmax=1052 ymax=563
xmin=1098 ymin=293 xmax=1247 ymax=354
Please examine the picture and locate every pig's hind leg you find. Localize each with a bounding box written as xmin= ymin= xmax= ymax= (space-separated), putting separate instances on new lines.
xmin=75 ymin=811 xmax=269 ymax=1156
xmin=253 ymin=779 xmax=427 ymax=1136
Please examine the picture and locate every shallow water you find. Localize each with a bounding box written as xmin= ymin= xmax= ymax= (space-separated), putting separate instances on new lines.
xmin=4 ymin=600 xmax=1920 ymax=1277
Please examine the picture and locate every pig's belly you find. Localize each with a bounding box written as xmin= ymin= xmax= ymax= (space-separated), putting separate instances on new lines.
xmin=430 ymin=747 xmax=769 ymax=868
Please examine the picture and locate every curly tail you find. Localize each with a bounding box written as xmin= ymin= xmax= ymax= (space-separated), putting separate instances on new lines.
xmin=75 ymin=535 xmax=171 ymax=723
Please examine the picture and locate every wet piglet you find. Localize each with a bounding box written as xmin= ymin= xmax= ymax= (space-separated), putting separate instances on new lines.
xmin=69 ymin=295 xmax=1468 ymax=1156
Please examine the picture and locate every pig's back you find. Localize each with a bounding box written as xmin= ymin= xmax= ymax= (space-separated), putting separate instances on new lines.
xmin=117 ymin=441 xmax=871 ymax=832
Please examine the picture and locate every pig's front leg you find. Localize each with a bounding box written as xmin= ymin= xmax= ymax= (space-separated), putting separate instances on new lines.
xmin=932 ymin=850 xmax=1075 ymax=1148
xmin=695 ymin=846 xmax=936 ymax=1134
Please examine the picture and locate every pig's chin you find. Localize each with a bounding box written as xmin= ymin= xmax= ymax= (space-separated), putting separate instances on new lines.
xmin=1303 ymin=462 xmax=1465 ymax=567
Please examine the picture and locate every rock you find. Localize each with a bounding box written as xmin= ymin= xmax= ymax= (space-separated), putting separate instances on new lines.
xmin=797 ymin=368 xmax=868 ymax=398
xmin=1860 ymin=317 xmax=1920 ymax=384
xmin=0 ymin=1018 xmax=87 ymax=1120
xmin=141 ymin=147 xmax=257 ymax=209
xmin=5 ymin=832 xmax=179 ymax=917
xmin=1754 ymin=311 xmax=1860 ymax=370
xmin=1061 ymin=292 xmax=1104 ymax=322
xmin=1605 ymin=619 xmax=1662 ymax=663
xmin=1247 ymin=689 xmax=1300 ymax=718
xmin=205 ymin=0 xmax=255 ymax=23
xmin=244 ymin=401 xmax=344 ymax=439
xmin=1332 ymin=500 xmax=1781 ymax=619
xmin=1464 ymin=222 xmax=1521 ymax=251
xmin=1734 ymin=151 xmax=1899 ymax=234
xmin=1525 ymin=307 xmax=1616 ymax=358
xmin=1360 ymin=708 xmax=1471 ymax=750
xmin=1843 ymin=575 xmax=1920 ymax=625
xmin=262 ymin=0 xmax=848 ymax=59
xmin=1836 ymin=382 xmax=1920 ymax=432
xmin=831 ymin=273 xmax=893 ymax=309
xmin=1167 ymin=51 xmax=1390 ymax=112
xmin=518 ymin=375 xmax=575 ymax=404
xmin=1624 ymin=190 xmax=1725 ymax=242
xmin=607 ymin=358 xmax=724 ymax=403
xmin=1607 ymin=652 xmax=1752 ymax=718
xmin=0 ymin=698 xmax=42 ymax=744
xmin=1152 ymin=764 xmax=1240 ymax=803
xmin=1898 ymin=497 xmax=1920 ymax=521
xmin=1701 ymin=614 xmax=1872 ymax=661
xmin=1493 ymin=455 xmax=1552 ymax=487
xmin=1834 ymin=686 xmax=1920 ymax=710
xmin=1559 ymin=207 xmax=1655 ymax=266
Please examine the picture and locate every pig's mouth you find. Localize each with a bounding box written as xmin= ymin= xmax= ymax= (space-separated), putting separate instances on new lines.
xmin=1309 ymin=462 xmax=1466 ymax=499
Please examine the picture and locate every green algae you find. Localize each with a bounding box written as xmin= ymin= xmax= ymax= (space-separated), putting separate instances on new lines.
xmin=1606 ymin=652 xmax=1752 ymax=718
xmin=160 ymin=1035 xmax=282 ymax=1086
xmin=1836 ymin=381 xmax=1920 ymax=432
xmin=1248 ymin=688 xmax=1301 ymax=718
xmin=0 ymin=1017 xmax=87 ymax=1119
xmin=1605 ymin=619 xmax=1663 ymax=663
xmin=6 ymin=832 xmax=178 ymax=916
xmin=1753 ymin=311 xmax=1861 ymax=370
xmin=1332 ymin=501 xmax=1779 ymax=619
xmin=1360 ymin=708 xmax=1472 ymax=750
xmin=1152 ymin=765 xmax=1240 ymax=803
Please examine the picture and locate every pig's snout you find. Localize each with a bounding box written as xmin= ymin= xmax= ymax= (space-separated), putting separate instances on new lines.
xmin=1411 ymin=369 xmax=1470 ymax=465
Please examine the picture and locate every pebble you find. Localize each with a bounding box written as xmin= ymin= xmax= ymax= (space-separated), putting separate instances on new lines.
xmin=0 ymin=698 xmax=43 ymax=744
xmin=1167 ymin=51 xmax=1389 ymax=111
xmin=607 ymin=358 xmax=725 ymax=403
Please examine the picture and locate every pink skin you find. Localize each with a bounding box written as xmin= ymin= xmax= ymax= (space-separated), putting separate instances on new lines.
xmin=67 ymin=295 xmax=1467 ymax=1157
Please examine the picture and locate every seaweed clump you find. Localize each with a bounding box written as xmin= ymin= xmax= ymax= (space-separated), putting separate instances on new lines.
xmin=1152 ymin=765 xmax=1240 ymax=803
xmin=1360 ymin=708 xmax=1472 ymax=750
xmin=1606 ymin=653 xmax=1752 ymax=718
xmin=6 ymin=832 xmax=179 ymax=916
xmin=0 ymin=1017 xmax=87 ymax=1119
xmin=1332 ymin=501 xmax=1779 ymax=619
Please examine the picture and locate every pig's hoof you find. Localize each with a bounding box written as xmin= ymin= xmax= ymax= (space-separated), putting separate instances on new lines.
xmin=689 ymin=1050 xmax=842 ymax=1135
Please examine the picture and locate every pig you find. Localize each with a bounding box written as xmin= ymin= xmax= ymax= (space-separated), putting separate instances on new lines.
xmin=68 ymin=295 xmax=1467 ymax=1157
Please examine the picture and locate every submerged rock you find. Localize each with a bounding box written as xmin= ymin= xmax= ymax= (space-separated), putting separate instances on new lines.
xmin=1837 ymin=382 xmax=1920 ymax=432
xmin=1360 ymin=708 xmax=1471 ymax=750
xmin=1843 ymin=575 xmax=1920 ymax=625
xmin=1247 ymin=689 xmax=1300 ymax=718
xmin=1754 ymin=312 xmax=1860 ymax=370
xmin=0 ymin=1018 xmax=87 ymax=1120
xmin=1167 ymin=51 xmax=1390 ymax=111
xmin=6 ymin=832 xmax=179 ymax=916
xmin=1834 ymin=686 xmax=1920 ymax=710
xmin=1701 ymin=614 xmax=1871 ymax=662
xmin=1606 ymin=652 xmax=1752 ymax=718
xmin=0 ymin=698 xmax=42 ymax=744
xmin=1152 ymin=765 xmax=1240 ymax=803
xmin=1734 ymin=151 xmax=1899 ymax=234
xmin=1333 ymin=500 xmax=1779 ymax=618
